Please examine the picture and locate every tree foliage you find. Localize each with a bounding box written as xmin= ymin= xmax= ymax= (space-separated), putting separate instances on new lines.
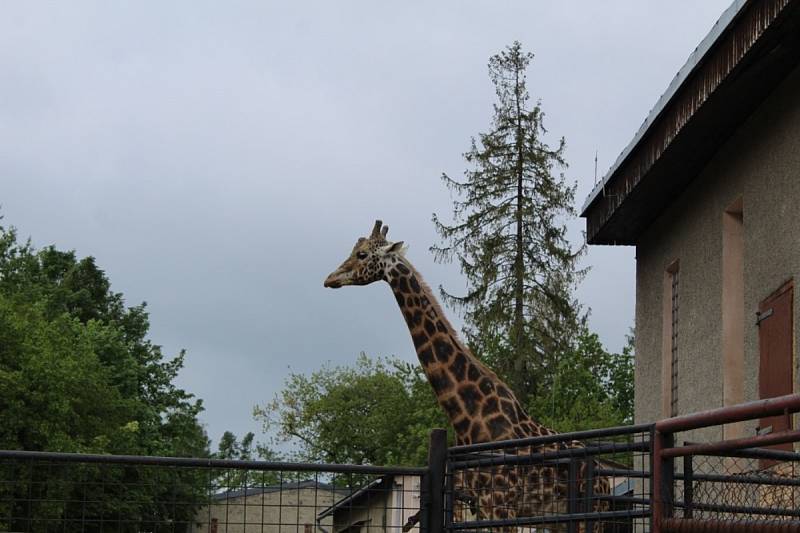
xmin=254 ymin=354 xmax=449 ymax=467
xmin=432 ymin=41 xmax=586 ymax=407
xmin=214 ymin=431 xmax=282 ymax=488
xmin=0 ymin=221 xmax=208 ymax=530
xmin=529 ymin=330 xmax=634 ymax=433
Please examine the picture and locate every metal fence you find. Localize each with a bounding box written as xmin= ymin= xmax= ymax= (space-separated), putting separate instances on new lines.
xmin=681 ymin=450 xmax=800 ymax=523
xmin=5 ymin=395 xmax=800 ymax=533
xmin=0 ymin=451 xmax=429 ymax=533
xmin=445 ymin=424 xmax=653 ymax=533
xmin=654 ymin=393 xmax=800 ymax=533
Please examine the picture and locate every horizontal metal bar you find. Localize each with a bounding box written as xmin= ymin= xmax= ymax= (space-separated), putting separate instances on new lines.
xmin=449 ymin=441 xmax=650 ymax=470
xmin=451 ymin=508 xmax=651 ymax=529
xmin=448 ymin=423 xmax=653 ymax=453
xmin=0 ymin=518 xmax=200 ymax=525
xmin=674 ymin=471 xmax=800 ymax=487
xmin=594 ymin=494 xmax=651 ymax=506
xmin=661 ymin=429 xmax=800 ymax=458
xmin=656 ymin=393 xmax=800 ymax=433
xmin=596 ymin=467 xmax=651 ymax=478
xmin=662 ymin=517 xmax=800 ymax=533
xmin=673 ymin=500 xmax=800 ymax=518
xmin=702 ymin=446 xmax=800 ymax=462
xmin=449 ymin=439 xmax=646 ymax=462
xmin=0 ymin=450 xmax=428 ymax=475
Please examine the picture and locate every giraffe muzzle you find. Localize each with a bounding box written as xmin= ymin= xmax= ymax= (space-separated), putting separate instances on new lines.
xmin=323 ymin=271 xmax=346 ymax=288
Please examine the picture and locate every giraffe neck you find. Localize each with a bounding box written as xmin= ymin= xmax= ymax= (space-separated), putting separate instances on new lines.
xmin=386 ymin=257 xmax=551 ymax=445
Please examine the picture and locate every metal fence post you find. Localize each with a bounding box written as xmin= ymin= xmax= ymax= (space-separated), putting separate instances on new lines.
xmin=567 ymin=457 xmax=578 ymax=533
xmin=584 ymin=458 xmax=595 ymax=533
xmin=651 ymin=429 xmax=674 ymax=533
xmin=424 ymin=428 xmax=447 ymax=533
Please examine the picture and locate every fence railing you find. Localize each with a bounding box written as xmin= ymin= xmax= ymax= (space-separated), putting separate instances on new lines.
xmin=653 ymin=393 xmax=800 ymax=533
xmin=4 ymin=394 xmax=800 ymax=533
xmin=445 ymin=424 xmax=653 ymax=533
xmin=0 ymin=448 xmax=432 ymax=533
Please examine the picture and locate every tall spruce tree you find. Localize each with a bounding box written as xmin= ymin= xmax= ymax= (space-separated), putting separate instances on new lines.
xmin=432 ymin=42 xmax=585 ymax=407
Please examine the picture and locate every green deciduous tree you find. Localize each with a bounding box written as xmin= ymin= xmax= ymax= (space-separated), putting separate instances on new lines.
xmin=432 ymin=41 xmax=585 ymax=408
xmin=0 ymin=221 xmax=209 ymax=531
xmin=254 ymin=354 xmax=448 ymax=467
xmin=529 ymin=330 xmax=634 ymax=433
xmin=0 ymin=225 xmax=208 ymax=457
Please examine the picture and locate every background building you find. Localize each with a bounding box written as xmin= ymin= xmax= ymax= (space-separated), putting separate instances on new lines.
xmin=317 ymin=475 xmax=421 ymax=533
xmin=194 ymin=481 xmax=343 ymax=533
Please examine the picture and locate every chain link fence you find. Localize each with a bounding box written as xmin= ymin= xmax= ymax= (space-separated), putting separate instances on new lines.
xmin=674 ymin=449 xmax=800 ymax=525
xmin=654 ymin=394 xmax=800 ymax=533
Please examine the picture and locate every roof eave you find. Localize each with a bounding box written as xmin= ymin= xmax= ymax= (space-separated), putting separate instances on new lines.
xmin=582 ymin=0 xmax=800 ymax=245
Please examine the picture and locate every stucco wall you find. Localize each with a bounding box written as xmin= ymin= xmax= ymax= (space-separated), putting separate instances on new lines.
xmin=634 ymin=63 xmax=800 ymax=441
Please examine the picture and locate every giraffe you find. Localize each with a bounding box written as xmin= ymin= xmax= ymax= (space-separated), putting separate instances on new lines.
xmin=324 ymin=220 xmax=610 ymax=532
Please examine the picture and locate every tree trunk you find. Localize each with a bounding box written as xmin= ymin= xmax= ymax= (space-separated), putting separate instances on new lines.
xmin=513 ymin=68 xmax=527 ymax=394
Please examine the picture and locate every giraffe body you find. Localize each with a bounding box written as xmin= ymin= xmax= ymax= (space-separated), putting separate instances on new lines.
xmin=325 ymin=221 xmax=610 ymax=532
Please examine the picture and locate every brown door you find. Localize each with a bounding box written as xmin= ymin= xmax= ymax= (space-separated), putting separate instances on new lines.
xmin=757 ymin=281 xmax=794 ymax=452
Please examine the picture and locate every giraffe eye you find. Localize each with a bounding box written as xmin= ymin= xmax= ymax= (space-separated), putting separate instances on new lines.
xmin=356 ymin=252 xmax=368 ymax=260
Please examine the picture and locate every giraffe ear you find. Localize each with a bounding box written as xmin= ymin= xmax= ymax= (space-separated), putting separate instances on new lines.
xmin=381 ymin=241 xmax=406 ymax=255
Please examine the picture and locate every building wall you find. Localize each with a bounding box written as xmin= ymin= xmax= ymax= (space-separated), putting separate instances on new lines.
xmin=634 ymin=63 xmax=800 ymax=441
xmin=194 ymin=486 xmax=337 ymax=533
xmin=332 ymin=476 xmax=421 ymax=533
xmin=390 ymin=475 xmax=421 ymax=533
xmin=331 ymin=490 xmax=389 ymax=533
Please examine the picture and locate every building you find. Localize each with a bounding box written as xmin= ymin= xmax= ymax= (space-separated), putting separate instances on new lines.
xmin=193 ymin=480 xmax=344 ymax=533
xmin=581 ymin=0 xmax=800 ymax=442
xmin=317 ymin=475 xmax=421 ymax=533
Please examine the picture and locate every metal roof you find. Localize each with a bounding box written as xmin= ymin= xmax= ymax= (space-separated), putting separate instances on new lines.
xmin=211 ymin=480 xmax=338 ymax=501
xmin=580 ymin=0 xmax=800 ymax=244
xmin=581 ymin=0 xmax=747 ymax=215
xmin=316 ymin=476 xmax=393 ymax=520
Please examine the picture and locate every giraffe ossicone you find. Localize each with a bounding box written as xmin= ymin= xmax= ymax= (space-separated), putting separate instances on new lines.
xmin=324 ymin=220 xmax=610 ymax=532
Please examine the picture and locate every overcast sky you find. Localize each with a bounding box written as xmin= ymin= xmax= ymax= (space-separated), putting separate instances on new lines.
xmin=1 ymin=1 xmax=733 ymax=449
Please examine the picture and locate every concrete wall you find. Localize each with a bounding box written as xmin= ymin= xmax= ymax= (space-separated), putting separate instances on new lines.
xmin=634 ymin=63 xmax=800 ymax=442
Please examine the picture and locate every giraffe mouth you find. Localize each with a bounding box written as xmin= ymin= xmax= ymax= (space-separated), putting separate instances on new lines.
xmin=323 ymin=271 xmax=346 ymax=288
xmin=323 ymin=278 xmax=342 ymax=288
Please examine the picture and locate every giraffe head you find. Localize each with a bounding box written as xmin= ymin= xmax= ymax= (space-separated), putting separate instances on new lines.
xmin=324 ymin=220 xmax=405 ymax=288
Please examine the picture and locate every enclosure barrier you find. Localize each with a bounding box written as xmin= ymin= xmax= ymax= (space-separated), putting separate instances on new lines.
xmin=4 ymin=395 xmax=800 ymax=532
xmin=445 ymin=424 xmax=654 ymax=533
xmin=0 ymin=438 xmax=437 ymax=533
xmin=653 ymin=393 xmax=800 ymax=533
